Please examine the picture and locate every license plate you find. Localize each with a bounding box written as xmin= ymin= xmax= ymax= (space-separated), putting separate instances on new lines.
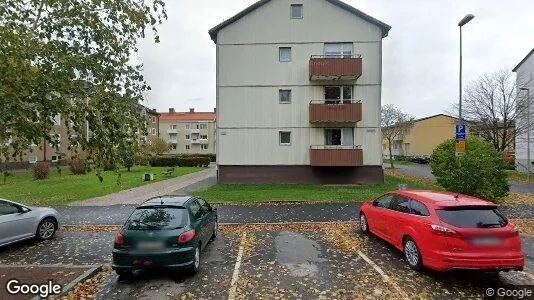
xmin=471 ymin=237 xmax=502 ymax=246
xmin=137 ymin=241 xmax=164 ymax=250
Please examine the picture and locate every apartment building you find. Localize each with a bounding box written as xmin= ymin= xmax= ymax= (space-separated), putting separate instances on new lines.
xmin=209 ymin=0 xmax=390 ymax=184
xmin=158 ymin=108 xmax=216 ymax=155
xmin=513 ymin=48 xmax=534 ymax=172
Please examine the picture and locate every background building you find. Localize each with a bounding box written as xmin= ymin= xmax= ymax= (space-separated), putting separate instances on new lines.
xmin=382 ymin=114 xmax=457 ymax=158
xmin=210 ymin=0 xmax=390 ymax=184
xmin=513 ymin=48 xmax=534 ymax=173
xmin=158 ymin=108 xmax=216 ymax=155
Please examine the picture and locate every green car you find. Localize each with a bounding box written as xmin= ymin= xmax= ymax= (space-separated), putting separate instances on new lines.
xmin=112 ymin=196 xmax=218 ymax=276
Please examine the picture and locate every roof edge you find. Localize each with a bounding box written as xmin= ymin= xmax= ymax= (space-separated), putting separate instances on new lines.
xmin=513 ymin=48 xmax=534 ymax=72
xmin=208 ymin=0 xmax=391 ymax=43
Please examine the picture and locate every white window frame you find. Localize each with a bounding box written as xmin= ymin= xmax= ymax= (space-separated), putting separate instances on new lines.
xmin=171 ymin=143 xmax=177 ymax=150
xmin=290 ymin=4 xmax=303 ymax=19
xmin=51 ymin=155 xmax=60 ymax=163
xmin=279 ymin=47 xmax=292 ymax=62
xmin=29 ymin=156 xmax=38 ymax=164
xmin=185 ymin=145 xmax=190 ymax=150
xmin=169 ymin=124 xmax=177 ymax=130
xmin=186 ymin=124 xmax=190 ymax=129
xmin=200 ymin=135 xmax=208 ymax=140
xmin=324 ymin=43 xmax=354 ymax=58
xmin=185 ymin=135 xmax=190 ymax=140
xmin=199 ymin=123 xmax=207 ymax=129
xmin=279 ymin=89 xmax=292 ymax=104
xmin=279 ymin=131 xmax=292 ymax=146
xmin=201 ymin=144 xmax=209 ymax=151
xmin=151 ymin=116 xmax=156 ymax=123
xmin=151 ymin=128 xmax=157 ymax=136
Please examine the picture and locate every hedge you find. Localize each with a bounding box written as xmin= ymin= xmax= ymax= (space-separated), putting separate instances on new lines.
xmin=149 ymin=156 xmax=210 ymax=167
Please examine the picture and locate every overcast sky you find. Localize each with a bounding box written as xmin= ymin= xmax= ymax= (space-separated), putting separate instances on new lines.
xmin=138 ymin=0 xmax=534 ymax=118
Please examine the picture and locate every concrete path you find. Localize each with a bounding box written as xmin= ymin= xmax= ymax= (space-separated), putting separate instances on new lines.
xmin=70 ymin=167 xmax=216 ymax=206
xmin=392 ymin=164 xmax=534 ymax=194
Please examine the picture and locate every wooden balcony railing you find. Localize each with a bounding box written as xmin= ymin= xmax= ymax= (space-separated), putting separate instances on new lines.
xmin=309 ymin=55 xmax=362 ymax=81
xmin=309 ymin=100 xmax=362 ymax=123
xmin=310 ymin=146 xmax=363 ymax=167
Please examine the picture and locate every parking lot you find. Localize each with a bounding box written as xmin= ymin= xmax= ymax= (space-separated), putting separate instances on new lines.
xmin=1 ymin=223 xmax=533 ymax=299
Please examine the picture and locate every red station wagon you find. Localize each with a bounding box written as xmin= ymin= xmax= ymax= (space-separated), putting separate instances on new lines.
xmin=359 ymin=190 xmax=525 ymax=272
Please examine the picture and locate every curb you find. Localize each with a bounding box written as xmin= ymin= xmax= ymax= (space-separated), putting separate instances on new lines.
xmin=31 ymin=265 xmax=103 ymax=300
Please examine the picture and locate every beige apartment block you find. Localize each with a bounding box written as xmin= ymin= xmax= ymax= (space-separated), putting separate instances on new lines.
xmin=158 ymin=108 xmax=216 ymax=155
xmin=209 ymin=0 xmax=390 ymax=184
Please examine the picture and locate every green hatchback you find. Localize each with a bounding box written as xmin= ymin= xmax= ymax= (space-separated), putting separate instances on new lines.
xmin=112 ymin=196 xmax=218 ymax=276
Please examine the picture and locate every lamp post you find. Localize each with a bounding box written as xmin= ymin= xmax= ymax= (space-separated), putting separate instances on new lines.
xmin=458 ymin=14 xmax=474 ymax=122
xmin=520 ymin=87 xmax=531 ymax=183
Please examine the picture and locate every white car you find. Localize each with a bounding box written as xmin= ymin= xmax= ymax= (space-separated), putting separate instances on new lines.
xmin=0 ymin=198 xmax=60 ymax=247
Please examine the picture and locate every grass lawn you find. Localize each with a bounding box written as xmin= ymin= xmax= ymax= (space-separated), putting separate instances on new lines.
xmin=192 ymin=175 xmax=441 ymax=204
xmin=507 ymin=170 xmax=529 ymax=183
xmin=0 ymin=166 xmax=204 ymax=206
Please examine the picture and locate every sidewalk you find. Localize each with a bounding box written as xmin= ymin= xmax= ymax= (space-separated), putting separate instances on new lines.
xmin=70 ymin=167 xmax=216 ymax=206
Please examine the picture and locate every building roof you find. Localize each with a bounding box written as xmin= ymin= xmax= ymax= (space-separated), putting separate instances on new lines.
xmin=159 ymin=112 xmax=216 ymax=123
xmin=513 ymin=48 xmax=534 ymax=72
xmin=413 ymin=114 xmax=458 ymax=123
xmin=208 ymin=0 xmax=392 ymax=43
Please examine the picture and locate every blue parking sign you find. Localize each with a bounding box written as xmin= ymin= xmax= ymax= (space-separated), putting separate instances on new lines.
xmin=456 ymin=124 xmax=466 ymax=135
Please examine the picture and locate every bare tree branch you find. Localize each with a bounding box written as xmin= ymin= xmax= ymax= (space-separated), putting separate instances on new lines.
xmin=381 ymin=105 xmax=414 ymax=169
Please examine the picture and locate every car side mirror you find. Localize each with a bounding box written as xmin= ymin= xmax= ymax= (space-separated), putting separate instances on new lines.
xmin=18 ymin=206 xmax=30 ymax=213
xmin=372 ymin=200 xmax=378 ymax=207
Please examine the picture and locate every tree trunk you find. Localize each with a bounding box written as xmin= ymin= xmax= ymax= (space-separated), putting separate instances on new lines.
xmin=388 ymin=139 xmax=394 ymax=169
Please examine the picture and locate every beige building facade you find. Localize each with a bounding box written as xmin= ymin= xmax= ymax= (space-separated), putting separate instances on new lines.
xmin=158 ymin=108 xmax=216 ymax=155
xmin=210 ymin=0 xmax=390 ymax=184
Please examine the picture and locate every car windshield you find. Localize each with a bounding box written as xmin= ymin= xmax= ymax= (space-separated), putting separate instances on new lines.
xmin=126 ymin=206 xmax=188 ymax=230
xmin=436 ymin=207 xmax=508 ymax=228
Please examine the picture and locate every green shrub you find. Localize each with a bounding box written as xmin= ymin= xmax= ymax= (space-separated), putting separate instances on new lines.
xmin=33 ymin=162 xmax=50 ymax=180
xmin=124 ymin=155 xmax=134 ymax=172
xmin=102 ymin=160 xmax=116 ymax=171
xmin=134 ymin=155 xmax=150 ymax=166
xmin=394 ymin=155 xmax=412 ymax=162
xmin=149 ymin=156 xmax=210 ymax=168
xmin=69 ymin=159 xmax=87 ymax=175
xmin=430 ymin=136 xmax=509 ymax=202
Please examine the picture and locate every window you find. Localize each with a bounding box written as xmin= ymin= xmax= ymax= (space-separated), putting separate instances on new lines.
xmin=200 ymin=135 xmax=208 ymax=140
xmin=374 ymin=194 xmax=393 ymax=208
xmin=201 ymin=144 xmax=208 ymax=151
xmin=53 ymin=114 xmax=61 ymax=126
xmin=279 ymin=90 xmax=292 ymax=103
xmin=324 ymin=43 xmax=353 ymax=58
xmin=185 ymin=145 xmax=190 ymax=150
xmin=197 ymin=198 xmax=212 ymax=214
xmin=0 ymin=200 xmax=20 ymax=216
xmin=325 ymin=128 xmax=354 ymax=146
xmin=126 ymin=207 xmax=188 ymax=230
xmin=279 ymin=47 xmax=292 ymax=62
xmin=189 ymin=200 xmax=202 ymax=219
xmin=436 ymin=208 xmax=507 ymax=228
xmin=390 ymin=196 xmax=411 ymax=213
xmin=169 ymin=133 xmax=178 ymax=141
xmin=169 ymin=124 xmax=177 ymax=130
xmin=151 ymin=128 xmax=157 ymax=136
xmin=410 ymin=200 xmax=430 ymax=216
xmin=199 ymin=124 xmax=207 ymax=129
xmin=151 ymin=116 xmax=156 ymax=123
xmin=290 ymin=4 xmax=303 ymax=19
xmin=28 ymin=156 xmax=37 ymax=163
xmin=171 ymin=143 xmax=177 ymax=150
xmin=324 ymin=86 xmax=353 ymax=104
xmin=185 ymin=135 xmax=190 ymax=140
xmin=51 ymin=155 xmax=60 ymax=163
xmin=279 ymin=131 xmax=291 ymax=145
xmin=186 ymin=124 xmax=190 ymax=129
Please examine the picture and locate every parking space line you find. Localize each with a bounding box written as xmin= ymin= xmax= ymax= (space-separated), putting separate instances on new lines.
xmin=227 ymin=232 xmax=247 ymax=300
xmin=358 ymin=251 xmax=410 ymax=299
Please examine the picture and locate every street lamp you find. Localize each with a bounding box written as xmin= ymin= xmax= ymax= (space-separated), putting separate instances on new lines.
xmin=520 ymin=87 xmax=531 ymax=183
xmin=458 ymin=14 xmax=474 ymax=122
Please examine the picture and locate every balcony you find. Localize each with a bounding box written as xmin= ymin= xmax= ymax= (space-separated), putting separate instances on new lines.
xmin=167 ymin=129 xmax=178 ymax=134
xmin=310 ymin=146 xmax=363 ymax=167
xmin=309 ymin=55 xmax=362 ymax=81
xmin=189 ymin=128 xmax=200 ymax=134
xmin=309 ymin=100 xmax=362 ymax=123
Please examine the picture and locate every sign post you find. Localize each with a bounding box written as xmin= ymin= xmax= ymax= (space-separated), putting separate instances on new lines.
xmin=455 ymin=124 xmax=467 ymax=157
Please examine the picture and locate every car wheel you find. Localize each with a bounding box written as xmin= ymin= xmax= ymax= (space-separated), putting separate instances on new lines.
xmin=404 ymin=237 xmax=423 ymax=271
xmin=190 ymin=244 xmax=200 ymax=274
xmin=36 ymin=218 xmax=57 ymax=241
xmin=211 ymin=218 xmax=218 ymax=241
xmin=360 ymin=213 xmax=369 ymax=234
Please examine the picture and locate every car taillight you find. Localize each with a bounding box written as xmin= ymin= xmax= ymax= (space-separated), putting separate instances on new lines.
xmin=114 ymin=233 xmax=125 ymax=246
xmin=431 ymin=224 xmax=458 ymax=237
xmin=177 ymin=229 xmax=196 ymax=244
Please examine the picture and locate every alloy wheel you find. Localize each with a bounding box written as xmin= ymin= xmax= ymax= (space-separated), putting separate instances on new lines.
xmin=39 ymin=221 xmax=55 ymax=239
xmin=404 ymin=240 xmax=419 ymax=266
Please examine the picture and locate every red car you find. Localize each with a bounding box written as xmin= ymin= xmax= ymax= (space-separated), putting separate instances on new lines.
xmin=359 ymin=190 xmax=525 ymax=272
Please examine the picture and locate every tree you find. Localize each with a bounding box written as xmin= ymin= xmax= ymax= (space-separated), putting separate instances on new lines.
xmin=430 ymin=136 xmax=509 ymax=202
xmin=0 ymin=0 xmax=167 ymax=168
xmin=149 ymin=138 xmax=171 ymax=156
xmin=456 ymin=69 xmax=529 ymax=152
xmin=381 ymin=105 xmax=414 ymax=168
